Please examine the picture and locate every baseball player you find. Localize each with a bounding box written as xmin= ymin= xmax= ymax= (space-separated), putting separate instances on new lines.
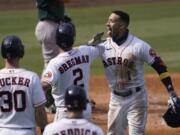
xmin=0 ymin=35 xmax=47 ymax=135
xmin=43 ymin=85 xmax=105 ymax=135
xmin=35 ymin=0 xmax=71 ymax=113
xmin=41 ymin=22 xmax=105 ymax=121
xmin=35 ymin=0 xmax=71 ymax=68
xmin=95 ymin=10 xmax=180 ymax=135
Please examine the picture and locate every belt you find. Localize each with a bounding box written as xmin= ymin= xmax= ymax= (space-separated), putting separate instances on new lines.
xmin=113 ymin=87 xmax=141 ymax=97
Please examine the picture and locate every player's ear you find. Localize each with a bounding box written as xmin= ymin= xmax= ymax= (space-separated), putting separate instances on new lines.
xmin=119 ymin=22 xmax=127 ymax=29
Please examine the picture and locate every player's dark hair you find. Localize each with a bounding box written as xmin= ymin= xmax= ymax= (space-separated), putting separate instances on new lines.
xmin=112 ymin=10 xmax=130 ymax=26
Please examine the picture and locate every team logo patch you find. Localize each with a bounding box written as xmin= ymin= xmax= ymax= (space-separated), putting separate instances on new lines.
xmin=149 ymin=48 xmax=157 ymax=57
xmin=43 ymin=72 xmax=52 ymax=78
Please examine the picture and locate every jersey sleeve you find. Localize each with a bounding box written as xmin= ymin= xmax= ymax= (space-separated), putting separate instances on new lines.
xmin=97 ymin=128 xmax=105 ymax=135
xmin=96 ymin=42 xmax=106 ymax=55
xmin=79 ymin=45 xmax=105 ymax=63
xmin=135 ymin=42 xmax=155 ymax=65
xmin=43 ymin=123 xmax=52 ymax=135
xmin=32 ymin=73 xmax=46 ymax=107
xmin=41 ymin=60 xmax=60 ymax=87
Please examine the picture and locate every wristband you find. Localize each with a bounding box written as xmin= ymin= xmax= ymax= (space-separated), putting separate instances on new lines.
xmin=160 ymin=72 xmax=170 ymax=80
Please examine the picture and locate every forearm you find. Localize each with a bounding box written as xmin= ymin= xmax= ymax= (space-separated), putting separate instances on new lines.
xmin=151 ymin=57 xmax=176 ymax=95
xmin=160 ymin=76 xmax=177 ymax=96
xmin=35 ymin=105 xmax=48 ymax=133
xmin=41 ymin=80 xmax=52 ymax=92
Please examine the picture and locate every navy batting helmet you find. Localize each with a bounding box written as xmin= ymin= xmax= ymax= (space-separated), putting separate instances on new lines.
xmin=56 ymin=22 xmax=75 ymax=50
xmin=65 ymin=85 xmax=87 ymax=111
xmin=1 ymin=35 xmax=24 ymax=59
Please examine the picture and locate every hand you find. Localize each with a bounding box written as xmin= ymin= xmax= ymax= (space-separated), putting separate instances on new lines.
xmin=88 ymin=32 xmax=104 ymax=46
xmin=89 ymin=98 xmax=96 ymax=109
xmin=168 ymin=93 xmax=180 ymax=113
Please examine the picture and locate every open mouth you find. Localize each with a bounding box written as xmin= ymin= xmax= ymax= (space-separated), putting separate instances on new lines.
xmin=107 ymin=28 xmax=112 ymax=37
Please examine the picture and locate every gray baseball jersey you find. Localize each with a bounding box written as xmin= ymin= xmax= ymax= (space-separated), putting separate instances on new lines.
xmin=0 ymin=68 xmax=46 ymax=135
xmin=43 ymin=118 xmax=104 ymax=135
xmin=42 ymin=45 xmax=104 ymax=121
xmin=99 ymin=34 xmax=156 ymax=135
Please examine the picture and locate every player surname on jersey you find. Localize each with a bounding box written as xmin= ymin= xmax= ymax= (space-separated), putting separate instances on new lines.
xmin=0 ymin=77 xmax=30 ymax=87
xmin=53 ymin=127 xmax=98 ymax=135
xmin=58 ymin=55 xmax=89 ymax=73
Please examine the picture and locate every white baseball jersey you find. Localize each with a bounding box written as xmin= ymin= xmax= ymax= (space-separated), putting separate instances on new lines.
xmin=100 ymin=34 xmax=155 ymax=91
xmin=0 ymin=68 xmax=46 ymax=135
xmin=99 ymin=34 xmax=156 ymax=135
xmin=42 ymin=45 xmax=104 ymax=120
xmin=43 ymin=118 xmax=105 ymax=135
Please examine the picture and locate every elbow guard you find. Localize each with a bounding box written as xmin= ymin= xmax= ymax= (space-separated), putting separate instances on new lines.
xmin=151 ymin=56 xmax=167 ymax=75
xmin=151 ymin=57 xmax=174 ymax=92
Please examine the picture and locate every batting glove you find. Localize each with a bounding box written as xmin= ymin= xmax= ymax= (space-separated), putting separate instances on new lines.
xmin=168 ymin=91 xmax=180 ymax=113
xmin=87 ymin=32 xmax=104 ymax=46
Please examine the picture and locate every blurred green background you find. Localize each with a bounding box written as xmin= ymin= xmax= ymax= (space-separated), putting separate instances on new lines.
xmin=0 ymin=1 xmax=180 ymax=75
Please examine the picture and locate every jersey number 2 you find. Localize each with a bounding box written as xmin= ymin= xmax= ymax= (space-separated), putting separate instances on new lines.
xmin=73 ymin=68 xmax=84 ymax=87
xmin=0 ymin=90 xmax=26 ymax=112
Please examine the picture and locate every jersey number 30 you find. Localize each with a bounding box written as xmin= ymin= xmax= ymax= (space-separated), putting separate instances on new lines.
xmin=0 ymin=90 xmax=26 ymax=112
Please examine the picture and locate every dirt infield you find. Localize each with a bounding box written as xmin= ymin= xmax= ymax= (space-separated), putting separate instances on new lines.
xmin=44 ymin=74 xmax=180 ymax=135
xmin=88 ymin=74 xmax=180 ymax=135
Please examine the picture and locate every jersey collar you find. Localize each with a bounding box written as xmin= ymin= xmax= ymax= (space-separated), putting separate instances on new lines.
xmin=112 ymin=30 xmax=129 ymax=46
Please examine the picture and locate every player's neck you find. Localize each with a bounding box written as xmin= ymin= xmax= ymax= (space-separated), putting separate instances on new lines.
xmin=59 ymin=47 xmax=72 ymax=53
xmin=112 ymin=29 xmax=129 ymax=46
xmin=5 ymin=59 xmax=20 ymax=68
xmin=67 ymin=111 xmax=83 ymax=119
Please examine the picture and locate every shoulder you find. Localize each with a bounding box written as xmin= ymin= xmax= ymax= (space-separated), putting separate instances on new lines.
xmin=44 ymin=120 xmax=62 ymax=129
xmin=101 ymin=37 xmax=114 ymax=47
xmin=19 ymin=68 xmax=39 ymax=78
xmin=78 ymin=45 xmax=98 ymax=53
xmin=0 ymin=68 xmax=39 ymax=79
xmin=44 ymin=122 xmax=54 ymax=129
xmin=131 ymin=35 xmax=151 ymax=47
xmin=47 ymin=55 xmax=63 ymax=66
xmin=44 ymin=123 xmax=54 ymax=133
xmin=0 ymin=68 xmax=5 ymax=73
xmin=44 ymin=119 xmax=65 ymax=133
xmin=78 ymin=45 xmax=92 ymax=50
xmin=87 ymin=121 xmax=102 ymax=129
xmin=87 ymin=122 xmax=104 ymax=134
